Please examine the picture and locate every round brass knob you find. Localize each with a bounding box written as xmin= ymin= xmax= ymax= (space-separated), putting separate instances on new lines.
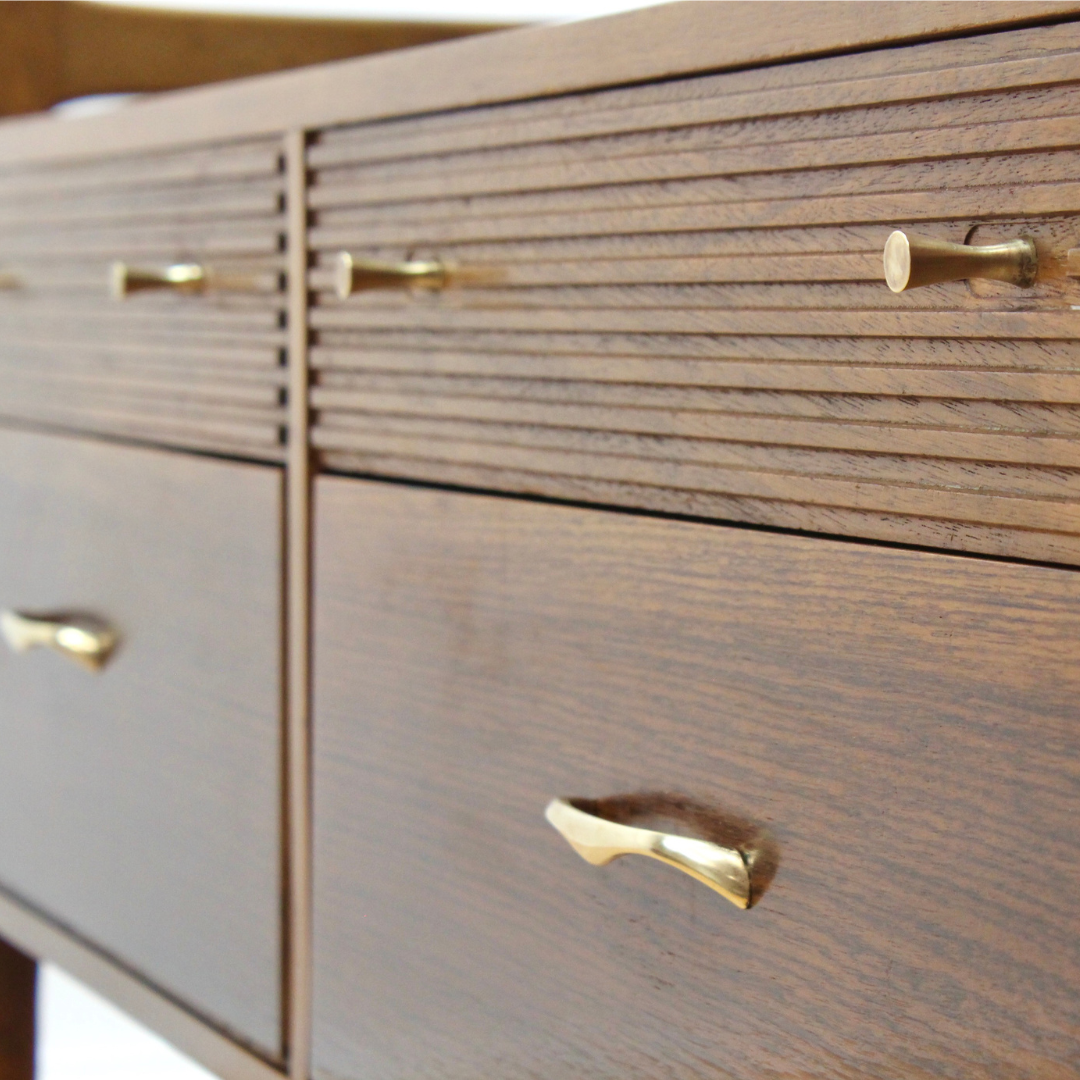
xmin=883 ymin=230 xmax=1037 ymax=293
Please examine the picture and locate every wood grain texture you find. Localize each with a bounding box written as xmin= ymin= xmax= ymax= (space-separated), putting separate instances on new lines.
xmin=0 ymin=429 xmax=284 ymax=1061
xmin=284 ymin=127 xmax=314 ymax=1080
xmin=0 ymin=137 xmax=288 ymax=460
xmin=0 ymin=939 xmax=33 ymax=1080
xmin=0 ymin=3 xmax=1077 ymax=165
xmin=312 ymin=477 xmax=1080 ymax=1080
xmin=308 ymin=22 xmax=1080 ymax=565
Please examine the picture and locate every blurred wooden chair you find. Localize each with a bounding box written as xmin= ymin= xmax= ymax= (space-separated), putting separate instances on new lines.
xmin=0 ymin=0 xmax=506 ymax=117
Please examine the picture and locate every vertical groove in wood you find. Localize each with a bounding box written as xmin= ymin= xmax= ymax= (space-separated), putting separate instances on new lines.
xmin=0 ymin=938 xmax=34 ymax=1080
xmin=284 ymin=127 xmax=313 ymax=1080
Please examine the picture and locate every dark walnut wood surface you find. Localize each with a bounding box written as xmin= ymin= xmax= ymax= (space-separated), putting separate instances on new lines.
xmin=312 ymin=477 xmax=1080 ymax=1080
xmin=310 ymin=20 xmax=1080 ymax=567
xmin=0 ymin=429 xmax=284 ymax=1061
xmin=0 ymin=137 xmax=288 ymax=462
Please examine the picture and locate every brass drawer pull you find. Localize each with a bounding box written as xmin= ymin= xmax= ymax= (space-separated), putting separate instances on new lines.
xmin=0 ymin=272 xmax=21 ymax=290
xmin=111 ymin=261 xmax=207 ymax=298
xmin=110 ymin=261 xmax=267 ymax=299
xmin=1 ymin=610 xmax=119 ymax=672
xmin=545 ymin=797 xmax=756 ymax=909
xmin=335 ymin=252 xmax=448 ymax=298
xmin=884 ymin=230 xmax=1037 ymax=292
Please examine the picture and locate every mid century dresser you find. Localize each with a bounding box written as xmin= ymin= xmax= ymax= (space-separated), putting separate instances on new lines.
xmin=0 ymin=4 xmax=1079 ymax=1079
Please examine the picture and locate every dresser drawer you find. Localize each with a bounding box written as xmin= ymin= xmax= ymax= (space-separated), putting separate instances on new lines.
xmin=308 ymin=20 xmax=1080 ymax=567
xmin=312 ymin=477 xmax=1080 ymax=1080
xmin=0 ymin=429 xmax=283 ymax=1059
xmin=0 ymin=138 xmax=288 ymax=460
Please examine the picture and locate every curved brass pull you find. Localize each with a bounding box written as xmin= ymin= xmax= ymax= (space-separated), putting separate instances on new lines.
xmin=0 ymin=272 xmax=22 ymax=291
xmin=335 ymin=252 xmax=448 ymax=298
xmin=0 ymin=610 xmax=119 ymax=672
xmin=545 ymin=797 xmax=754 ymax=909
xmin=884 ymin=230 xmax=1037 ymax=293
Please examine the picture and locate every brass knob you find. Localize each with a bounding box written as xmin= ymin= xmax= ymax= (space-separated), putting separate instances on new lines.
xmin=546 ymin=797 xmax=758 ymax=909
xmin=335 ymin=252 xmax=448 ymax=298
xmin=1 ymin=610 xmax=119 ymax=673
xmin=111 ymin=261 xmax=207 ymax=299
xmin=883 ymin=230 xmax=1037 ymax=292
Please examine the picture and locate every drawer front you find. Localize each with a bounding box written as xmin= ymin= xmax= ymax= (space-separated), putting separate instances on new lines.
xmin=309 ymin=20 xmax=1080 ymax=566
xmin=0 ymin=429 xmax=282 ymax=1059
xmin=0 ymin=138 xmax=288 ymax=460
xmin=313 ymin=478 xmax=1080 ymax=1080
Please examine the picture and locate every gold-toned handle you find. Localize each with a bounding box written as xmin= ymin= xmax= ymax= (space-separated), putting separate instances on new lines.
xmin=0 ymin=610 xmax=119 ymax=673
xmin=883 ymin=230 xmax=1037 ymax=293
xmin=111 ymin=261 xmax=206 ymax=299
xmin=545 ymin=797 xmax=753 ymax=909
xmin=110 ymin=262 xmax=270 ymax=299
xmin=335 ymin=251 xmax=448 ymax=298
xmin=0 ymin=272 xmax=22 ymax=291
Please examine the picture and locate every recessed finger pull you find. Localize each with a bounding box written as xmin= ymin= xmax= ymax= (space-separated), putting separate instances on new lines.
xmin=883 ymin=230 xmax=1038 ymax=293
xmin=545 ymin=796 xmax=772 ymax=909
xmin=335 ymin=252 xmax=449 ymax=298
xmin=0 ymin=610 xmax=119 ymax=672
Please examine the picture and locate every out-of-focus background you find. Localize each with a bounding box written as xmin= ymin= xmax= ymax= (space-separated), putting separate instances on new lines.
xmin=38 ymin=965 xmax=216 ymax=1079
xmin=26 ymin=4 xmax=664 ymax=1075
xmin=95 ymin=0 xmax=659 ymax=16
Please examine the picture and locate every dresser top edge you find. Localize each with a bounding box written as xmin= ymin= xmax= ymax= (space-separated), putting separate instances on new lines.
xmin=0 ymin=0 xmax=1078 ymax=166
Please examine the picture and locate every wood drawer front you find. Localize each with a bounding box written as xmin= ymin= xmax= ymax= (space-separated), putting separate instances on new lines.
xmin=310 ymin=20 xmax=1080 ymax=567
xmin=313 ymin=478 xmax=1080 ymax=1080
xmin=0 ymin=139 xmax=287 ymax=461
xmin=0 ymin=429 xmax=283 ymax=1060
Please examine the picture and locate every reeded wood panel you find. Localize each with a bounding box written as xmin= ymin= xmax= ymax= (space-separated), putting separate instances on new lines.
xmin=312 ymin=478 xmax=1080 ymax=1080
xmin=0 ymin=138 xmax=288 ymax=460
xmin=0 ymin=430 xmax=283 ymax=1059
xmin=309 ymin=22 xmax=1080 ymax=565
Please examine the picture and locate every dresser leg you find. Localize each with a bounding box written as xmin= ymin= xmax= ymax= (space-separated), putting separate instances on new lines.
xmin=0 ymin=939 xmax=35 ymax=1080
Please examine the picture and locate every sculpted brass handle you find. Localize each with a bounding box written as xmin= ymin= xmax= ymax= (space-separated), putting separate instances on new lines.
xmin=335 ymin=251 xmax=448 ymax=298
xmin=883 ymin=230 xmax=1037 ymax=292
xmin=0 ymin=610 xmax=119 ymax=673
xmin=110 ymin=262 xmax=267 ymax=299
xmin=545 ymin=797 xmax=755 ymax=909
xmin=0 ymin=272 xmax=22 ymax=290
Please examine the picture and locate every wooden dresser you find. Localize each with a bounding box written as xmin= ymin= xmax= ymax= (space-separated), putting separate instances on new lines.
xmin=1 ymin=4 xmax=1079 ymax=1079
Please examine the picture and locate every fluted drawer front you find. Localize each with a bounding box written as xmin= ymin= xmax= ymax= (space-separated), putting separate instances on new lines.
xmin=0 ymin=137 xmax=288 ymax=461
xmin=309 ymin=21 xmax=1080 ymax=566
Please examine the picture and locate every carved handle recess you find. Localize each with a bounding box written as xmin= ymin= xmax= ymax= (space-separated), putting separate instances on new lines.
xmin=1 ymin=610 xmax=119 ymax=672
xmin=545 ymin=797 xmax=754 ymax=909
xmin=883 ymin=230 xmax=1037 ymax=292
